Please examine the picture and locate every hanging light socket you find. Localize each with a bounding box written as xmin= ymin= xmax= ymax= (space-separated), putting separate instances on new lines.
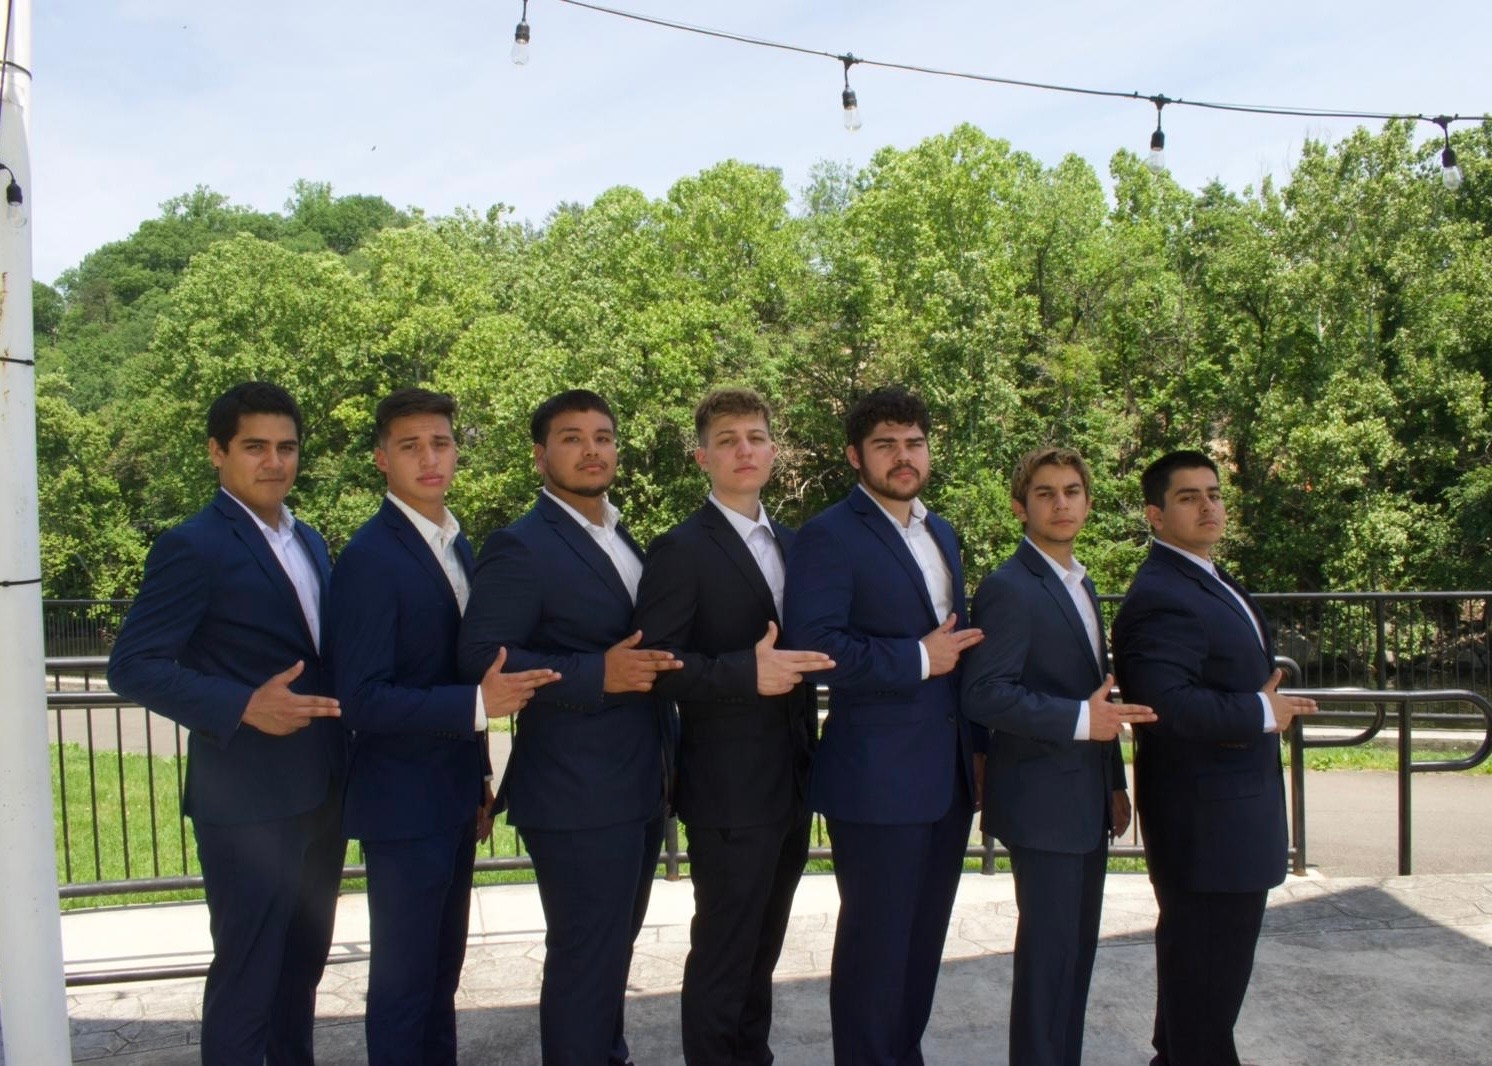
xmin=840 ymin=54 xmax=862 ymax=132
xmin=1145 ymin=95 xmax=1171 ymax=174
xmin=1435 ymin=117 xmax=1464 ymax=191
xmin=511 ymin=0 xmax=531 ymax=65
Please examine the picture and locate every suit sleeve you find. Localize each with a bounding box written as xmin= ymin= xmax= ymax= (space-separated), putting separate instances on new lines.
xmin=457 ymin=529 xmax=607 ymax=708
xmin=960 ymin=569 xmax=1082 ymax=743
xmin=328 ymin=541 xmax=479 ymax=735
xmin=106 ymin=528 xmax=253 ymax=742
xmin=1109 ymin=738 xmax=1127 ymax=791
xmin=1113 ymin=593 xmax=1267 ymax=743
xmin=783 ymin=518 xmax=922 ymax=691
xmin=633 ymin=530 xmax=757 ymax=704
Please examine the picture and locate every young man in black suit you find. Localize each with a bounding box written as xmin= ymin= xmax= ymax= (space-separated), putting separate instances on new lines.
xmin=633 ymin=388 xmax=834 ymax=1065
xmin=1112 ymin=450 xmax=1316 ymax=1066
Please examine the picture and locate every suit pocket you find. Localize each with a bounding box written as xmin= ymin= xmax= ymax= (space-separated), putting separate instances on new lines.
xmin=1195 ymin=770 xmax=1262 ymax=801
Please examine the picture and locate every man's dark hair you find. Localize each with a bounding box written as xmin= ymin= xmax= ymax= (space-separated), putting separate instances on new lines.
xmin=206 ymin=382 xmax=303 ymax=450
xmin=844 ymin=386 xmax=930 ymax=450
xmin=1141 ymin=449 xmax=1220 ymax=508
xmin=375 ymin=387 xmax=457 ymax=445
xmin=530 ymin=389 xmax=616 ymax=445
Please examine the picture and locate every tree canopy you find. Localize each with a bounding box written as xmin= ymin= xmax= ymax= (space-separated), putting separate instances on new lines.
xmin=33 ymin=122 xmax=1492 ymax=599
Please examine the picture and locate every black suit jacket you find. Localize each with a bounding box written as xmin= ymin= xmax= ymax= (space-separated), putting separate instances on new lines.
xmin=961 ymin=540 xmax=1126 ymax=852
xmin=108 ymin=489 xmax=345 ymax=826
xmin=1112 ymin=543 xmax=1287 ymax=894
xmin=633 ymin=500 xmax=817 ymax=829
xmin=328 ymin=498 xmax=489 ymax=843
xmin=457 ymin=493 xmax=667 ymax=831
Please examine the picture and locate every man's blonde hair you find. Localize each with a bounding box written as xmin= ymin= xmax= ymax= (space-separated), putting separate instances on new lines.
xmin=1011 ymin=446 xmax=1093 ymax=504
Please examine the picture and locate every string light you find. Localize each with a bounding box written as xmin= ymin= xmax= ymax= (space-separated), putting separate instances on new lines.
xmin=0 ymin=163 xmax=22 ymax=228
xmin=1146 ymin=96 xmax=1169 ymax=174
xmin=511 ymin=0 xmax=531 ymax=65
xmin=1435 ymin=116 xmax=1464 ymax=191
xmin=542 ymin=0 xmax=1482 ymax=187
xmin=840 ymin=54 xmax=861 ymax=133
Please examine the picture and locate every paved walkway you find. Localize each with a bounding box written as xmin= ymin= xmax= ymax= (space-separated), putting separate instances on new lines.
xmin=39 ymin=866 xmax=1492 ymax=1065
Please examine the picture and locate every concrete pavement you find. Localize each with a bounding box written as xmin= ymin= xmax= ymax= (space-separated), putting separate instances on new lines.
xmin=48 ymin=869 xmax=1492 ymax=1065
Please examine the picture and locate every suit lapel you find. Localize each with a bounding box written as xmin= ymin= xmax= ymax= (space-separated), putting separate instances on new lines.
xmin=1153 ymin=545 xmax=1272 ymax=664
xmin=700 ymin=502 xmax=779 ymax=622
xmin=850 ymin=488 xmax=938 ymax=625
xmin=1084 ymin=575 xmax=1110 ymax=671
xmin=538 ymin=493 xmax=636 ymax=608
xmin=1017 ymin=540 xmax=1101 ymax=681
xmin=214 ymin=490 xmax=319 ymax=651
xmin=381 ymin=499 xmax=459 ymax=611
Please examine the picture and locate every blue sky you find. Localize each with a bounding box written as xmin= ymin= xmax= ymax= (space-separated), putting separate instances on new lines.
xmin=32 ymin=0 xmax=1490 ymax=284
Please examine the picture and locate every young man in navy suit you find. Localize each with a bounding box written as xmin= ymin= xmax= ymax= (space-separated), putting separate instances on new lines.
xmin=962 ymin=447 xmax=1156 ymax=1066
xmin=633 ymin=388 xmax=834 ymax=1065
xmin=1112 ymin=450 xmax=1316 ymax=1066
xmin=328 ymin=388 xmax=559 ymax=1065
xmin=458 ymin=390 xmax=682 ymax=1066
xmin=784 ymin=386 xmax=985 ymax=1066
xmin=108 ymin=382 xmax=345 ymax=1066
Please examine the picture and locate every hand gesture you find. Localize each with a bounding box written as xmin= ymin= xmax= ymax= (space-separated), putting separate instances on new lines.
xmin=755 ymin=621 xmax=835 ymax=696
xmin=1262 ymin=668 xmax=1317 ymax=732
xmin=1088 ymin=674 xmax=1157 ymax=740
xmin=241 ymin=661 xmax=340 ymax=736
xmin=604 ymin=630 xmax=684 ymax=693
xmin=476 ymin=782 xmax=497 ymax=843
xmin=481 ymin=646 xmax=561 ymax=718
xmin=920 ymin=614 xmax=984 ymax=677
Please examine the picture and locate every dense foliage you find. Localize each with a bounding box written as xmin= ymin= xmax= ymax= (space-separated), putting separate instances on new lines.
xmin=34 ymin=120 xmax=1492 ymax=599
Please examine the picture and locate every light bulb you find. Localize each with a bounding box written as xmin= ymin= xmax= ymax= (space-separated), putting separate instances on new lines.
xmin=4 ymin=177 xmax=22 ymax=227
xmin=1442 ymin=146 xmax=1464 ymax=191
xmin=511 ymin=21 xmax=530 ymax=65
xmin=842 ymin=88 xmax=861 ymax=132
xmin=1146 ymin=129 xmax=1166 ymax=174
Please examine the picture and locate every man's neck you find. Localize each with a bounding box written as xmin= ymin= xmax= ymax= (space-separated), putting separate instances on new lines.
xmin=1027 ymin=534 xmax=1075 ymax=569
xmin=860 ymin=482 xmax=913 ymax=526
xmin=547 ymin=482 xmax=607 ymax=525
xmin=711 ymin=488 xmax=762 ymax=522
xmin=389 ymin=490 xmax=448 ymax=527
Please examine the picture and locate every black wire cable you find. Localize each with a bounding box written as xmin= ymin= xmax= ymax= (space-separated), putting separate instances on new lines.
xmin=552 ymin=0 xmax=1482 ymax=131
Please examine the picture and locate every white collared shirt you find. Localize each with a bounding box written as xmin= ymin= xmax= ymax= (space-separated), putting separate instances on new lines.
xmin=385 ymin=492 xmax=470 ymax=613
xmin=383 ymin=493 xmax=488 ymax=734
xmin=543 ymin=488 xmax=643 ymax=603
xmin=1027 ymin=538 xmax=1102 ymax=741
xmin=1152 ymin=539 xmax=1276 ymax=731
xmin=709 ymin=494 xmax=785 ymax=619
xmin=859 ymin=486 xmax=954 ymax=680
xmin=222 ymin=490 xmax=322 ymax=652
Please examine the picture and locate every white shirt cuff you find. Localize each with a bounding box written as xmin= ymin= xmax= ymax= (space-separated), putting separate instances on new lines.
xmin=918 ymin=642 xmax=930 ymax=681
xmin=1074 ymin=700 xmax=1091 ymax=741
xmin=1258 ymin=692 xmax=1276 ymax=732
xmin=474 ymin=687 xmax=486 ymax=731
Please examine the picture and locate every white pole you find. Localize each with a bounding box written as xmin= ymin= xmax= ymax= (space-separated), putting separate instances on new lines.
xmin=0 ymin=0 xmax=72 ymax=1059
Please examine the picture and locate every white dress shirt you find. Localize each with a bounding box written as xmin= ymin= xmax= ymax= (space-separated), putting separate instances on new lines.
xmin=708 ymin=494 xmax=785 ymax=619
xmin=543 ymin=488 xmax=644 ymax=603
xmin=1153 ymin=539 xmax=1276 ymax=731
xmin=859 ymin=486 xmax=954 ymax=680
xmin=1027 ymin=538 xmax=1103 ymax=741
xmin=223 ymin=490 xmax=321 ymax=652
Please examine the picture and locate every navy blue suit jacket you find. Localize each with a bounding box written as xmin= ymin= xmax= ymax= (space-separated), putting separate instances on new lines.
xmin=633 ymin=501 xmax=817 ymax=830
xmin=329 ymin=498 xmax=489 ymax=843
xmin=784 ymin=486 xmax=978 ymax=825
xmin=457 ymin=493 xmax=666 ymax=832
xmin=1111 ymin=544 xmax=1287 ymax=893
xmin=962 ymin=540 xmax=1126 ymax=852
xmin=108 ymin=489 xmax=346 ymax=827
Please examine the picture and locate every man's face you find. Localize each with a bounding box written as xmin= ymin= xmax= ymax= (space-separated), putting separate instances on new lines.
xmin=695 ymin=412 xmax=776 ymax=499
xmin=534 ymin=408 xmax=617 ymax=498
xmin=847 ymin=421 xmax=930 ymax=502
xmin=375 ymin=412 xmax=457 ymax=516
xmin=209 ymin=412 xmax=300 ymax=525
xmin=1146 ymin=465 xmax=1226 ymax=556
xmin=1014 ymin=463 xmax=1091 ymax=552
